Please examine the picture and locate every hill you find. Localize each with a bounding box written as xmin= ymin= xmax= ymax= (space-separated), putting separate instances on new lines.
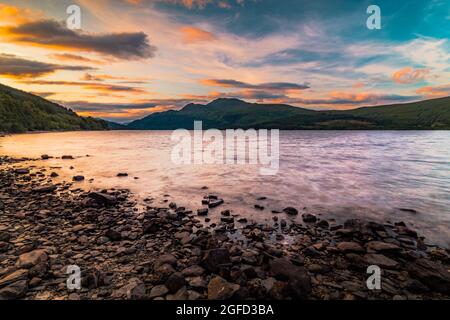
xmin=127 ymin=96 xmax=450 ymax=130
xmin=0 ymin=83 xmax=108 ymax=133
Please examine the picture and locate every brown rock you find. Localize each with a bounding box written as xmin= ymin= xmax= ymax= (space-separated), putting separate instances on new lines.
xmin=337 ymin=242 xmax=365 ymax=253
xmin=407 ymin=258 xmax=450 ymax=293
xmin=16 ymin=250 xmax=48 ymax=269
xmin=207 ymin=276 xmax=239 ymax=300
xmin=364 ymin=254 xmax=399 ymax=269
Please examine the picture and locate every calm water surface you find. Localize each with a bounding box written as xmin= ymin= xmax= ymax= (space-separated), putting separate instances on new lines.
xmin=1 ymin=131 xmax=449 ymax=246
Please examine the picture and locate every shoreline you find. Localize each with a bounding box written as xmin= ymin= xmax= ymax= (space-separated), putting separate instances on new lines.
xmin=0 ymin=155 xmax=449 ymax=300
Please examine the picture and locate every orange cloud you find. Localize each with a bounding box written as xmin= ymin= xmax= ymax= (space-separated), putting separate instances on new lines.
xmin=392 ymin=67 xmax=430 ymax=84
xmin=23 ymin=80 xmax=148 ymax=95
xmin=181 ymin=26 xmax=216 ymax=43
xmin=416 ymin=84 xmax=450 ymax=98
xmin=0 ymin=4 xmax=43 ymax=25
xmin=49 ymin=53 xmax=105 ymax=65
xmin=352 ymin=82 xmax=365 ymax=89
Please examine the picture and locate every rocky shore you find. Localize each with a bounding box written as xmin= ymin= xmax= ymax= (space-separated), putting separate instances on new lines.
xmin=0 ymin=155 xmax=449 ymax=300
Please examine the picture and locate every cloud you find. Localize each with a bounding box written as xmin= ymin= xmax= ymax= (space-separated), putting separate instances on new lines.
xmin=285 ymin=92 xmax=419 ymax=107
xmin=81 ymin=73 xmax=150 ymax=83
xmin=392 ymin=67 xmax=430 ymax=84
xmin=48 ymin=53 xmax=105 ymax=64
xmin=0 ymin=4 xmax=43 ymax=25
xmin=23 ymin=80 xmax=148 ymax=94
xmin=127 ymin=0 xmax=232 ymax=9
xmin=0 ymin=53 xmax=93 ymax=78
xmin=59 ymin=98 xmax=202 ymax=122
xmin=416 ymin=84 xmax=450 ymax=98
xmin=395 ymin=38 xmax=450 ymax=71
xmin=181 ymin=26 xmax=216 ymax=43
xmin=0 ymin=20 xmax=156 ymax=60
xmin=201 ymin=79 xmax=310 ymax=90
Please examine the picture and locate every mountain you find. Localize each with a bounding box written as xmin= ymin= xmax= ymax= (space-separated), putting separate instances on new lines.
xmin=0 ymin=83 xmax=108 ymax=133
xmin=127 ymin=96 xmax=450 ymax=130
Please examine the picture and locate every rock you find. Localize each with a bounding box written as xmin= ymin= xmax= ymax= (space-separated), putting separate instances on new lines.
xmin=337 ymin=242 xmax=365 ymax=253
xmin=316 ymin=220 xmax=329 ymax=229
xmin=208 ymin=199 xmax=224 ymax=208
xmin=221 ymin=216 xmax=234 ymax=224
xmin=88 ymin=192 xmax=117 ymax=206
xmin=125 ymin=278 xmax=146 ymax=300
xmin=117 ymin=173 xmax=128 ymax=177
xmin=197 ymin=208 xmax=209 ymax=216
xmin=254 ymin=205 xmax=265 ymax=210
xmin=283 ymin=207 xmax=298 ymax=215
xmin=237 ymin=218 xmax=248 ymax=224
xmin=0 ymin=280 xmax=28 ymax=300
xmin=202 ymin=248 xmax=231 ymax=272
xmin=207 ymin=276 xmax=239 ymax=300
xmin=72 ymin=175 xmax=85 ymax=182
xmin=149 ymin=285 xmax=169 ymax=299
xmin=41 ymin=154 xmax=50 ymax=160
xmin=0 ymin=231 xmax=10 ymax=242
xmin=155 ymin=254 xmax=177 ymax=268
xmin=366 ymin=241 xmax=401 ymax=253
xmin=302 ymin=213 xmax=317 ymax=223
xmin=407 ymin=258 xmax=450 ymax=293
xmin=0 ymin=269 xmax=28 ymax=288
xmin=0 ymin=242 xmax=10 ymax=253
xmin=165 ymin=273 xmax=185 ymax=293
xmin=50 ymin=172 xmax=59 ymax=178
xmin=105 ymin=229 xmax=122 ymax=241
xmin=181 ymin=265 xmax=205 ymax=277
xmin=364 ymin=254 xmax=399 ymax=269
xmin=62 ymin=155 xmax=74 ymax=159
xmin=33 ymin=185 xmax=57 ymax=193
xmin=270 ymin=258 xmax=311 ymax=299
xmin=142 ymin=221 xmax=159 ymax=234
xmin=68 ymin=293 xmax=81 ymax=300
xmin=16 ymin=250 xmax=48 ymax=269
xmin=15 ymin=168 xmax=30 ymax=174
xmin=188 ymin=277 xmax=207 ymax=289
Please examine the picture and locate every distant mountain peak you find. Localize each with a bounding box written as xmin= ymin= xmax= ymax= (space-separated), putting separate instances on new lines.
xmin=207 ymin=97 xmax=248 ymax=107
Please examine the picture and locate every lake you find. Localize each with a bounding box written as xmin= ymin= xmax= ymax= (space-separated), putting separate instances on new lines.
xmin=1 ymin=130 xmax=449 ymax=246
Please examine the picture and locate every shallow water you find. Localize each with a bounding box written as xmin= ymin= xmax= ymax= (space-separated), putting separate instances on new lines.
xmin=1 ymin=130 xmax=449 ymax=246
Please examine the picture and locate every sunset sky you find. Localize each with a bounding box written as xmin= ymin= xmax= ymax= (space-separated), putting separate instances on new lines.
xmin=0 ymin=0 xmax=449 ymax=122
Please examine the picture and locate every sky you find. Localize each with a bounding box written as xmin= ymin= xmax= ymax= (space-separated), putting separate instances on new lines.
xmin=0 ymin=0 xmax=449 ymax=122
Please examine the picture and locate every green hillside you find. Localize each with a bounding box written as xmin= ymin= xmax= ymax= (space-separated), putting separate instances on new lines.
xmin=128 ymin=96 xmax=450 ymax=130
xmin=0 ymin=83 xmax=108 ymax=133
